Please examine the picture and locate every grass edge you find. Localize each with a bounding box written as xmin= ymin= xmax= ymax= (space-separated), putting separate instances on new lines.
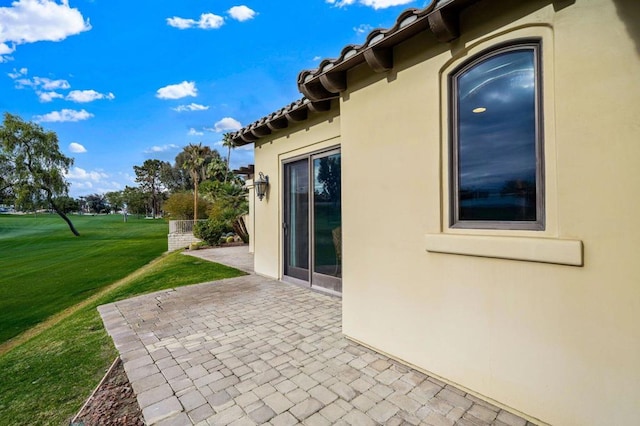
xmin=0 ymin=251 xmax=171 ymax=357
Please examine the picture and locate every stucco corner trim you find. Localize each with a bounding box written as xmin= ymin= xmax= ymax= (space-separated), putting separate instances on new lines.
xmin=425 ymin=233 xmax=583 ymax=266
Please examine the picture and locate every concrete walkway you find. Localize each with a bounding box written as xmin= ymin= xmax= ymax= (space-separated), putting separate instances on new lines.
xmin=182 ymin=245 xmax=255 ymax=274
xmin=98 ymin=246 xmax=534 ymax=426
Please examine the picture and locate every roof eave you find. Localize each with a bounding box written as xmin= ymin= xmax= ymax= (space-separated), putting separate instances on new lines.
xmin=231 ymin=0 xmax=481 ymax=146
xmin=298 ymin=0 xmax=479 ymax=101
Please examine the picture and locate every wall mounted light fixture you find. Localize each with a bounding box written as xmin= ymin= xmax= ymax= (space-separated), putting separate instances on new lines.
xmin=255 ymin=172 xmax=269 ymax=201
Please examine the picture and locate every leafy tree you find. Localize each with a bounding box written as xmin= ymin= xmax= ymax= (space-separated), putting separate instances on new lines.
xmin=84 ymin=193 xmax=107 ymax=213
xmin=134 ymin=159 xmax=167 ymax=218
xmin=159 ymin=156 xmax=190 ymax=192
xmin=0 ymin=149 xmax=14 ymax=200
xmin=0 ymin=112 xmax=79 ymax=236
xmin=206 ymin=155 xmax=231 ymax=183
xmin=54 ymin=195 xmax=79 ymax=213
xmin=316 ymin=155 xmax=341 ymax=204
xmin=181 ymin=143 xmax=213 ymax=222
xmin=105 ymin=190 xmax=124 ymax=212
xmin=16 ymin=191 xmax=44 ymax=214
xmin=121 ymin=185 xmax=147 ymax=217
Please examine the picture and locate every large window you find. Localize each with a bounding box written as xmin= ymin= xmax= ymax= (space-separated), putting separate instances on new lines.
xmin=450 ymin=41 xmax=544 ymax=230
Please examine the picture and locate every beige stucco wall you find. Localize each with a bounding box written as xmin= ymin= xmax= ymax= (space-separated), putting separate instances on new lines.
xmin=252 ymin=108 xmax=341 ymax=279
xmin=337 ymin=1 xmax=640 ymax=425
xmin=250 ymin=0 xmax=640 ymax=424
xmin=245 ymin=178 xmax=255 ymax=253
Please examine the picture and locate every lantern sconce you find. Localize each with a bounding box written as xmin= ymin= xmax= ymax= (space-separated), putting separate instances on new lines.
xmin=255 ymin=172 xmax=269 ymax=201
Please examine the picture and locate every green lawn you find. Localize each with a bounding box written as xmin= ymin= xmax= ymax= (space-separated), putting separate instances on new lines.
xmin=0 ymin=228 xmax=246 ymax=425
xmin=0 ymin=214 xmax=168 ymax=344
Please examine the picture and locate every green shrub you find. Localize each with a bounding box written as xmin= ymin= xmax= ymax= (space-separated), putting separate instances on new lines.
xmin=164 ymin=191 xmax=211 ymax=220
xmin=194 ymin=219 xmax=231 ymax=246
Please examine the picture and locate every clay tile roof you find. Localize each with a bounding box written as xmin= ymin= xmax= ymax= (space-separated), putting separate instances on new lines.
xmin=297 ymin=6 xmax=436 ymax=101
xmin=231 ymin=0 xmax=477 ymax=146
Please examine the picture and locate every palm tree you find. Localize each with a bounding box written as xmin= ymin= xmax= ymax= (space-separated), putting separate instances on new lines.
xmin=222 ymin=133 xmax=235 ymax=183
xmin=181 ymin=143 xmax=212 ymax=222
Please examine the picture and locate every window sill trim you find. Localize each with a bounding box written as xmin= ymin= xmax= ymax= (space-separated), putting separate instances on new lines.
xmin=425 ymin=233 xmax=583 ymax=266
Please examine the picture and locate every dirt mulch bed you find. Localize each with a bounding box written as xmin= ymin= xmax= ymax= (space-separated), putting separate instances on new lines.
xmin=71 ymin=358 xmax=144 ymax=426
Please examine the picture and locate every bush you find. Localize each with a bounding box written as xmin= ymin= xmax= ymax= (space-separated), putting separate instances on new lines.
xmin=203 ymin=181 xmax=249 ymax=243
xmin=194 ymin=219 xmax=232 ymax=246
xmin=164 ymin=191 xmax=211 ymax=220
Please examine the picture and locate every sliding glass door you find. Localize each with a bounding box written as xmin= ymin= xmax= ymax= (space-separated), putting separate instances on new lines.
xmin=283 ymin=159 xmax=309 ymax=281
xmin=283 ymin=149 xmax=341 ymax=293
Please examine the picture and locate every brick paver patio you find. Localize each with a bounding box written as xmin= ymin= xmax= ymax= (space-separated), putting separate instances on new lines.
xmin=98 ymin=247 xmax=535 ymax=426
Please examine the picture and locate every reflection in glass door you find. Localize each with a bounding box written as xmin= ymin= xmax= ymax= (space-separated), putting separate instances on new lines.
xmin=283 ymin=150 xmax=341 ymax=294
xmin=284 ymin=159 xmax=309 ymax=281
xmin=312 ymin=152 xmax=342 ymax=293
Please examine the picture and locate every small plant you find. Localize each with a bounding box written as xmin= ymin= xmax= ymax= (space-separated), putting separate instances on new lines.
xmin=226 ymin=236 xmax=234 ymax=243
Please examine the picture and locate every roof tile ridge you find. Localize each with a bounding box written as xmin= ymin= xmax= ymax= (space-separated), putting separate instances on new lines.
xmin=297 ymin=4 xmax=436 ymax=85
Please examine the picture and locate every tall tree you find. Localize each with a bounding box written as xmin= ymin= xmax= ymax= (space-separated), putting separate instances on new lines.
xmin=134 ymin=159 xmax=166 ymax=218
xmin=105 ymin=190 xmax=124 ymax=212
xmin=0 ymin=112 xmax=79 ymax=236
xmin=54 ymin=195 xmax=80 ymax=214
xmin=121 ymin=185 xmax=147 ymax=216
xmin=84 ymin=193 xmax=107 ymax=213
xmin=159 ymin=157 xmax=189 ymax=192
xmin=222 ymin=133 xmax=235 ymax=183
xmin=181 ymin=143 xmax=212 ymax=221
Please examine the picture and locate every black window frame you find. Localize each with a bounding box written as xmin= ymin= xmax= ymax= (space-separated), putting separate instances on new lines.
xmin=449 ymin=40 xmax=545 ymax=230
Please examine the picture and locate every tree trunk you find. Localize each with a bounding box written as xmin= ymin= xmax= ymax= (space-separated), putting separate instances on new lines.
xmin=233 ymin=215 xmax=249 ymax=243
xmin=193 ymin=180 xmax=198 ymax=222
xmin=224 ymin=146 xmax=231 ymax=184
xmin=47 ymin=195 xmax=80 ymax=236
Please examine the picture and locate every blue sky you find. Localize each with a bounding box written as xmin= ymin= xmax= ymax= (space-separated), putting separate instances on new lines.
xmin=0 ymin=0 xmax=425 ymax=197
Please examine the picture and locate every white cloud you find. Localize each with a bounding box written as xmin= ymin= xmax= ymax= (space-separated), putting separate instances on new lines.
xmin=66 ymin=89 xmax=115 ymax=103
xmin=167 ymin=13 xmax=224 ymax=30
xmin=214 ymin=117 xmax=242 ymax=132
xmin=7 ymin=67 xmax=27 ymax=78
xmin=8 ymin=70 xmax=79 ymax=102
xmin=228 ymin=6 xmax=256 ymax=22
xmin=38 ymin=91 xmax=63 ymax=102
xmin=354 ymin=24 xmax=373 ymax=35
xmin=37 ymin=77 xmax=70 ymax=90
xmin=199 ymin=13 xmax=224 ymax=29
xmin=66 ymin=169 xmax=134 ymax=197
xmin=34 ymin=108 xmax=93 ymax=122
xmin=0 ymin=0 xmax=91 ymax=61
xmin=166 ymin=16 xmax=197 ymax=29
xmin=313 ymin=55 xmax=322 ymax=61
xmin=144 ymin=144 xmax=179 ymax=154
xmin=13 ymin=75 xmax=70 ymax=89
xmin=188 ymin=128 xmax=204 ymax=136
xmin=66 ymin=166 xmax=108 ymax=181
xmin=156 ymin=81 xmax=197 ymax=99
xmin=65 ymin=166 xmax=123 ymax=196
xmin=327 ymin=0 xmax=413 ymax=9
xmin=173 ymin=103 xmax=209 ymax=112
xmin=326 ymin=0 xmax=356 ymax=7
xmin=0 ymin=42 xmax=15 ymax=60
xmin=361 ymin=0 xmax=414 ymax=8
xmin=69 ymin=142 xmax=87 ymax=153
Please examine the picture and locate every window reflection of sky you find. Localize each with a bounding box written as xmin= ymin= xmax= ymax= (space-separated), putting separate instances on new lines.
xmin=456 ymin=49 xmax=537 ymax=221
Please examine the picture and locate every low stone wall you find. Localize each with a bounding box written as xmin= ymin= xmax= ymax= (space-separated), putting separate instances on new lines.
xmin=167 ymin=232 xmax=201 ymax=252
